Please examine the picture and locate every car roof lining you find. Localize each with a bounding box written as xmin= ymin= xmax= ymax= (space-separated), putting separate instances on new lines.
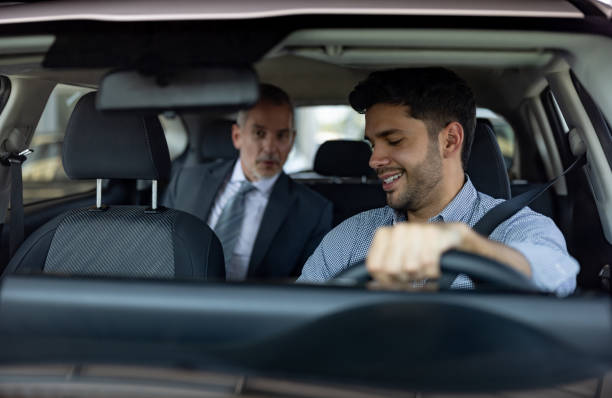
xmin=257 ymin=28 xmax=612 ymax=117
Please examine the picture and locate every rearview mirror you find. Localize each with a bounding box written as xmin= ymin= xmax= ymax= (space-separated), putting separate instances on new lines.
xmin=97 ymin=67 xmax=259 ymax=113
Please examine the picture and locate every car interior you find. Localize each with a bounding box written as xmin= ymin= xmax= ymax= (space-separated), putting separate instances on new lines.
xmin=1 ymin=23 xmax=610 ymax=290
xmin=0 ymin=1 xmax=611 ymax=394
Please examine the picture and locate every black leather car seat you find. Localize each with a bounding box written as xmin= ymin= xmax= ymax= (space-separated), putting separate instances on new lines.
xmin=173 ymin=116 xmax=237 ymax=170
xmin=467 ymin=121 xmax=512 ymax=199
xmin=3 ymin=92 xmax=225 ymax=280
xmin=294 ymin=140 xmax=386 ymax=226
xmin=198 ymin=119 xmax=238 ymax=163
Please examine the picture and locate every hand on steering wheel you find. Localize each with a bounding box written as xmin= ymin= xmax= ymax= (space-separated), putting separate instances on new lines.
xmin=331 ymin=222 xmax=537 ymax=292
xmin=331 ymin=249 xmax=537 ymax=292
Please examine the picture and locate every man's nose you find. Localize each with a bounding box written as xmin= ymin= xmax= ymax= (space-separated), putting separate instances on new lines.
xmin=262 ymin=134 xmax=276 ymax=152
xmin=369 ymin=146 xmax=390 ymax=169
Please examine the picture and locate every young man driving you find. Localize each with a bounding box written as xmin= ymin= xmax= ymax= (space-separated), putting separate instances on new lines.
xmin=298 ymin=68 xmax=579 ymax=296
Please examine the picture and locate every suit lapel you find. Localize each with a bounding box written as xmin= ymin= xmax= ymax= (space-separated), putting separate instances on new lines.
xmin=189 ymin=160 xmax=235 ymax=222
xmin=247 ymin=173 xmax=294 ymax=277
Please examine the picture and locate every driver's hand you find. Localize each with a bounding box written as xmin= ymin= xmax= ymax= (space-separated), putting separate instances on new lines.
xmin=366 ymin=222 xmax=470 ymax=284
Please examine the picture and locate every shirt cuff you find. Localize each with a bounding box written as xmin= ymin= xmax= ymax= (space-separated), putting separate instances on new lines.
xmin=506 ymin=242 xmax=579 ymax=297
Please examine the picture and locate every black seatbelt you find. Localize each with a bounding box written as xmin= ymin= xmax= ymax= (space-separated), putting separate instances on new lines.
xmin=439 ymin=153 xmax=585 ymax=290
xmin=473 ymin=153 xmax=586 ymax=237
xmin=2 ymin=149 xmax=32 ymax=258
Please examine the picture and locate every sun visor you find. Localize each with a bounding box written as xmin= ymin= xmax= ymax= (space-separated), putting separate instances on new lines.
xmin=97 ymin=67 xmax=259 ymax=113
xmin=42 ymin=23 xmax=289 ymax=68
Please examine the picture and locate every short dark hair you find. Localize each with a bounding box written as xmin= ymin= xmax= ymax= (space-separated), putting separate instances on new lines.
xmin=349 ymin=67 xmax=476 ymax=169
xmin=237 ymin=83 xmax=294 ymax=127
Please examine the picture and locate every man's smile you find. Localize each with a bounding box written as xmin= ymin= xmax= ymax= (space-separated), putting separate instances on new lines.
xmin=379 ymin=170 xmax=405 ymax=191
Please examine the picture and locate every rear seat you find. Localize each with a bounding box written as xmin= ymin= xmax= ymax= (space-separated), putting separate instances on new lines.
xmin=155 ymin=116 xmax=236 ymax=205
xmin=291 ymin=140 xmax=386 ymax=226
xmin=173 ymin=116 xmax=237 ymax=172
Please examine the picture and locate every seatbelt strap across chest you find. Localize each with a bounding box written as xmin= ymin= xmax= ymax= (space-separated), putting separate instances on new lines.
xmin=472 ymin=153 xmax=586 ymax=237
xmin=439 ymin=153 xmax=585 ymax=289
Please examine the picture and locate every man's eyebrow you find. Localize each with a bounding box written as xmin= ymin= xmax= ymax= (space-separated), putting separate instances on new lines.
xmin=253 ymin=124 xmax=292 ymax=133
xmin=377 ymin=129 xmax=404 ymax=138
xmin=365 ymin=129 xmax=405 ymax=141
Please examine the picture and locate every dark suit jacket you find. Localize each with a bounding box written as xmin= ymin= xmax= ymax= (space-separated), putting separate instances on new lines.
xmin=163 ymin=159 xmax=333 ymax=279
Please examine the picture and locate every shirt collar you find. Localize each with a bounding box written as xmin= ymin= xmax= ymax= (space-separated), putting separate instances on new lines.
xmin=390 ymin=176 xmax=478 ymax=225
xmin=429 ymin=176 xmax=478 ymax=223
xmin=230 ymin=158 xmax=281 ymax=196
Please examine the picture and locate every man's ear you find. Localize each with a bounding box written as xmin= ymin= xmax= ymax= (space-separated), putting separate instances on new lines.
xmin=441 ymin=121 xmax=464 ymax=160
xmin=231 ymin=124 xmax=242 ymax=150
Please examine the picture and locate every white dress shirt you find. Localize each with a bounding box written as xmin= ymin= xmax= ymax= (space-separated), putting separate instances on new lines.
xmin=208 ymin=159 xmax=280 ymax=281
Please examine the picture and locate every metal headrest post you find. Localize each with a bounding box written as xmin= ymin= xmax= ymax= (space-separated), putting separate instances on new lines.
xmin=96 ymin=179 xmax=103 ymax=209
xmin=151 ymin=180 xmax=158 ymax=210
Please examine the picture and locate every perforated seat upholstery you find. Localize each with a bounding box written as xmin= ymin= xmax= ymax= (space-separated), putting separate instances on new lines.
xmin=4 ymin=92 xmax=225 ymax=280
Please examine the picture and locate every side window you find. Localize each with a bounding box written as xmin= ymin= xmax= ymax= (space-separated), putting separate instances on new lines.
xmin=22 ymin=84 xmax=95 ymax=204
xmin=285 ymin=105 xmax=365 ymax=173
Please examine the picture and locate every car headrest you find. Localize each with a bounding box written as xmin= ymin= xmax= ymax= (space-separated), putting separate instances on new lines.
xmin=63 ymin=92 xmax=171 ymax=180
xmin=314 ymin=140 xmax=374 ymax=177
xmin=199 ymin=119 xmax=238 ymax=161
xmin=466 ymin=121 xmax=511 ymax=199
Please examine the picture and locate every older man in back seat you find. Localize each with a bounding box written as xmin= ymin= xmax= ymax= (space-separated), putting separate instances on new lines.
xmin=164 ymin=84 xmax=332 ymax=281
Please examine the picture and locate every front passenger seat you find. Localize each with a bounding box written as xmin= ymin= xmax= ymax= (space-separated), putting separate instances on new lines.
xmin=3 ymin=92 xmax=225 ymax=280
xmin=466 ymin=121 xmax=512 ymax=200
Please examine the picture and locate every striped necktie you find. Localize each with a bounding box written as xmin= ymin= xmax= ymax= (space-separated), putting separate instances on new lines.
xmin=214 ymin=181 xmax=255 ymax=265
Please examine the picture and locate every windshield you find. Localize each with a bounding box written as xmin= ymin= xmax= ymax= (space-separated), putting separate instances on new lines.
xmin=0 ymin=6 xmax=611 ymax=396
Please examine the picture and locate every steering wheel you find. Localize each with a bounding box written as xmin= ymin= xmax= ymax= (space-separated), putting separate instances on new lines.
xmin=330 ymin=249 xmax=538 ymax=293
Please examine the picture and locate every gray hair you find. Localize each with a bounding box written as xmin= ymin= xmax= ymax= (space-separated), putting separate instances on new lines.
xmin=236 ymin=83 xmax=294 ymax=127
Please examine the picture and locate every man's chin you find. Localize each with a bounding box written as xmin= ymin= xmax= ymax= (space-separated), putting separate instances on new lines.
xmin=385 ymin=191 xmax=410 ymax=211
xmin=255 ymin=166 xmax=281 ymax=179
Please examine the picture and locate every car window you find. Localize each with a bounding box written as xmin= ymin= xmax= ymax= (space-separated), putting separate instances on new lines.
xmin=285 ymin=105 xmax=365 ymax=173
xmin=23 ymin=84 xmax=96 ymax=204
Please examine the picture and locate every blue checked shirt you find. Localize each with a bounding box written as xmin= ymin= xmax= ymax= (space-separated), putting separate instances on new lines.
xmin=298 ymin=178 xmax=579 ymax=297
